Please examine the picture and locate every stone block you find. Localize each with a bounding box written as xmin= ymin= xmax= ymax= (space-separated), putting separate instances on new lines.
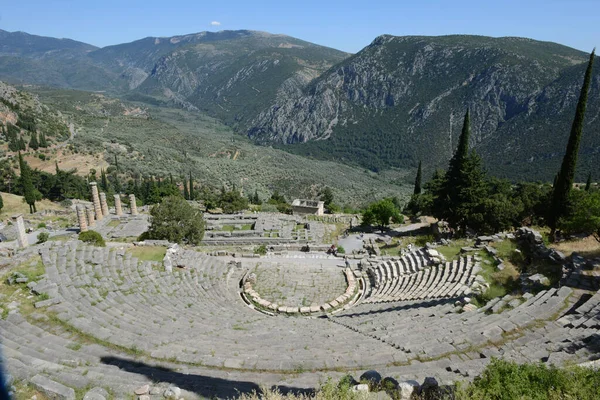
xmin=31 ymin=374 xmax=75 ymax=400
xmin=83 ymin=387 xmax=108 ymax=400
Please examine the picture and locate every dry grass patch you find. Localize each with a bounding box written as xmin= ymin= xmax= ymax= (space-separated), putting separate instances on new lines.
xmin=24 ymin=148 xmax=108 ymax=177
xmin=0 ymin=192 xmax=62 ymax=215
xmin=550 ymin=235 xmax=600 ymax=258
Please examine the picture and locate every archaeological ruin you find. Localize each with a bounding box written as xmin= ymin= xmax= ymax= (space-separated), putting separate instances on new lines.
xmin=1 ymin=194 xmax=599 ymax=399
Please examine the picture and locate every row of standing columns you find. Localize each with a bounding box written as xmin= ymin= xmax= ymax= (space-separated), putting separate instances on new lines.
xmin=11 ymin=183 xmax=140 ymax=249
xmin=77 ymin=182 xmax=138 ymax=233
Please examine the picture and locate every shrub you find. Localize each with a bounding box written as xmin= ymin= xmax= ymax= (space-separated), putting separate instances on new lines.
xmin=456 ymin=358 xmax=600 ymax=400
xmin=336 ymin=245 xmax=346 ymax=254
xmin=79 ymin=230 xmax=106 ymax=247
xmin=37 ymin=222 xmax=47 ymax=229
xmin=254 ymin=244 xmax=267 ymax=255
xmin=60 ymin=199 xmax=73 ymax=208
xmin=259 ymin=203 xmax=279 ymax=213
xmin=36 ymin=232 xmax=49 ymax=244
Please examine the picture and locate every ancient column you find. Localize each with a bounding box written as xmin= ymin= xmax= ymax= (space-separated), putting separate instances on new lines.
xmin=11 ymin=214 xmax=28 ymax=248
xmin=114 ymin=194 xmax=123 ymax=216
xmin=99 ymin=192 xmax=109 ymax=217
xmin=129 ymin=194 xmax=138 ymax=215
xmin=90 ymin=182 xmax=103 ymax=221
xmin=76 ymin=206 xmax=88 ymax=233
xmin=86 ymin=206 xmax=96 ymax=227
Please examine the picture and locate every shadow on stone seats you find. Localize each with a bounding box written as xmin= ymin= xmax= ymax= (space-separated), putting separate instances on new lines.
xmin=338 ymin=297 xmax=455 ymax=318
xmin=100 ymin=356 xmax=314 ymax=399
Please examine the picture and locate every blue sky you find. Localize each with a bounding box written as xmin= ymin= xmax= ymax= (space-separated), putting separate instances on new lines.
xmin=1 ymin=0 xmax=598 ymax=53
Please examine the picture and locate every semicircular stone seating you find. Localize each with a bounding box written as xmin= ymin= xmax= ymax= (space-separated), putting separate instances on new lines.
xmin=363 ymin=252 xmax=480 ymax=304
xmin=2 ymin=241 xmax=600 ymax=398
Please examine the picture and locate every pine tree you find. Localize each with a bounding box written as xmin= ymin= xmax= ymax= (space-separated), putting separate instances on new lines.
xmin=189 ymin=171 xmax=194 ymax=200
xmin=29 ymin=132 xmax=39 ymax=150
xmin=183 ymin=176 xmax=190 ymax=200
xmin=414 ymin=161 xmax=422 ymax=195
xmin=18 ymin=152 xmax=37 ymax=213
xmin=585 ymin=173 xmax=592 ymax=191
xmin=549 ymin=50 xmax=595 ymax=238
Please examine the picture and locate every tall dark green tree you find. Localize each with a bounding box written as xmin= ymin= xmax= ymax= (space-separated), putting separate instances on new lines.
xmin=39 ymin=132 xmax=48 ymax=148
xmin=181 ymin=176 xmax=189 ymax=200
xmin=112 ymin=172 xmax=122 ymax=194
xmin=99 ymin=169 xmax=109 ymax=192
xmin=0 ymin=192 xmax=3 ymax=213
xmin=414 ymin=161 xmax=422 ymax=195
xmin=18 ymin=135 xmax=27 ymax=151
xmin=18 ymin=152 xmax=37 ymax=213
xmin=585 ymin=173 xmax=592 ymax=191
xmin=114 ymin=154 xmax=119 ymax=172
xmin=253 ymin=189 xmax=261 ymax=205
xmin=549 ymin=49 xmax=595 ymax=238
xmin=320 ymin=186 xmax=334 ymax=212
xmin=29 ymin=132 xmax=39 ymax=150
xmin=433 ymin=110 xmax=489 ymax=232
xmin=188 ymin=171 xmax=194 ymax=200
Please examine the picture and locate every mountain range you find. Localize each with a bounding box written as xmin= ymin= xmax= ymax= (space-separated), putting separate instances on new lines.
xmin=1 ymin=29 xmax=598 ymax=182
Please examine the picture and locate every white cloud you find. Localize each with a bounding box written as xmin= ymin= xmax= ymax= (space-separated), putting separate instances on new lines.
xmin=210 ymin=21 xmax=221 ymax=26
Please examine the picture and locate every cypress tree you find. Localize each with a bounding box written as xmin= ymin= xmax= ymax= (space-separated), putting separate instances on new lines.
xmin=549 ymin=49 xmax=595 ymax=238
xmin=183 ymin=176 xmax=190 ymax=200
xmin=112 ymin=172 xmax=122 ymax=194
xmin=39 ymin=132 xmax=48 ymax=148
xmin=114 ymin=154 xmax=119 ymax=172
xmin=29 ymin=132 xmax=39 ymax=150
xmin=18 ymin=152 xmax=37 ymax=213
xmin=100 ymin=169 xmax=109 ymax=191
xmin=0 ymin=192 xmax=3 ymax=213
xmin=18 ymin=135 xmax=26 ymax=151
xmin=435 ymin=110 xmax=471 ymax=220
xmin=585 ymin=173 xmax=592 ymax=191
xmin=414 ymin=161 xmax=422 ymax=195
xmin=189 ymin=171 xmax=194 ymax=200
xmin=253 ymin=189 xmax=260 ymax=205
xmin=169 ymin=173 xmax=174 ymax=185
xmin=433 ymin=109 xmax=490 ymax=233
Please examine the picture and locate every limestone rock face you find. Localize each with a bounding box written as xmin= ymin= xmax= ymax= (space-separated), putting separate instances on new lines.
xmin=248 ymin=35 xmax=600 ymax=181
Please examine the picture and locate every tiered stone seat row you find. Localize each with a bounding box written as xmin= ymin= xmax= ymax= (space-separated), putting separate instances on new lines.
xmin=364 ymin=256 xmax=478 ymax=303
xmin=365 ymin=249 xmax=433 ymax=287
xmin=336 ymin=286 xmax=575 ymax=369
xmin=243 ymin=268 xmax=359 ymax=314
xmin=29 ymin=243 xmax=416 ymax=371
xmin=4 ymin=241 xmax=598 ymax=397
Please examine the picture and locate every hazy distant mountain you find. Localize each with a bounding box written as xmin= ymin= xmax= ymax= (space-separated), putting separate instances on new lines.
xmin=1 ymin=29 xmax=598 ymax=181
xmin=248 ymin=35 xmax=599 ymax=181
xmin=91 ymin=30 xmax=349 ymax=128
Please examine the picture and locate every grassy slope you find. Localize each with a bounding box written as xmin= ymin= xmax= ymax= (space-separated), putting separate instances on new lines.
xmin=31 ymin=87 xmax=410 ymax=208
xmin=0 ymin=192 xmax=62 ymax=216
